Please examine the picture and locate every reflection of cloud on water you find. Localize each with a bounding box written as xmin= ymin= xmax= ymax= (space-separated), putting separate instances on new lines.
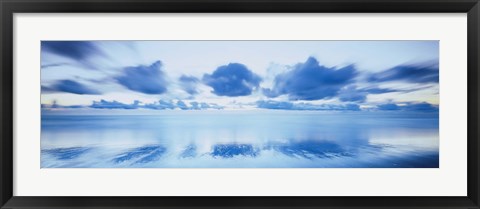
xmin=41 ymin=140 xmax=439 ymax=168
xmin=179 ymin=144 xmax=197 ymax=158
xmin=42 ymin=147 xmax=92 ymax=160
xmin=265 ymin=140 xmax=354 ymax=159
xmin=112 ymin=145 xmax=166 ymax=164
xmin=211 ymin=144 xmax=260 ymax=158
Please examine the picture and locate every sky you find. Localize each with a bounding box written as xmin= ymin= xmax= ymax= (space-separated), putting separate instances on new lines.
xmin=40 ymin=41 xmax=439 ymax=112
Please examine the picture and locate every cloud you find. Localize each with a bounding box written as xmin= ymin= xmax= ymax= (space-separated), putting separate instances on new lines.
xmin=257 ymin=100 xmax=360 ymax=111
xmin=402 ymin=102 xmax=439 ymax=111
xmin=42 ymin=79 xmax=101 ymax=95
xmin=190 ymin=101 xmax=223 ymax=110
xmin=377 ymin=103 xmax=400 ymax=111
xmin=41 ymin=63 xmax=70 ymax=69
xmin=189 ymin=102 xmax=201 ymax=110
xmin=368 ymin=63 xmax=439 ymax=83
xmin=43 ymin=99 xmax=225 ymax=111
xmin=90 ymin=100 xmax=140 ymax=109
xmin=41 ymin=41 xmax=103 ymax=61
xmin=176 ymin=100 xmax=189 ymax=110
xmin=337 ymin=86 xmax=402 ymax=103
xmin=179 ymin=75 xmax=200 ymax=95
xmin=362 ymin=87 xmax=400 ymax=94
xmin=143 ymin=100 xmax=176 ymax=110
xmin=337 ymin=86 xmax=368 ymax=102
xmin=263 ymin=57 xmax=357 ymax=101
xmin=203 ymin=63 xmax=262 ymax=97
xmin=115 ymin=61 xmax=168 ymax=94
xmin=200 ymin=102 xmax=209 ymax=109
xmin=256 ymin=100 xmax=294 ymax=110
xmin=200 ymin=102 xmax=223 ymax=110
xmin=41 ymin=100 xmax=84 ymax=109
xmin=188 ymin=102 xmax=223 ymax=110
xmin=376 ymin=102 xmax=438 ymax=111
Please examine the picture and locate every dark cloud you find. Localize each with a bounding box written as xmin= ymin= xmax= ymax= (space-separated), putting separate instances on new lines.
xmin=362 ymin=87 xmax=400 ymax=94
xmin=368 ymin=63 xmax=439 ymax=83
xmin=90 ymin=100 xmax=140 ymax=109
xmin=402 ymin=102 xmax=439 ymax=111
xmin=338 ymin=86 xmax=368 ymax=102
xmin=115 ymin=61 xmax=168 ymax=94
xmin=264 ymin=57 xmax=357 ymax=101
xmin=337 ymin=86 xmax=402 ymax=103
xmin=203 ymin=63 xmax=262 ymax=97
xmin=179 ymin=75 xmax=200 ymax=95
xmin=376 ymin=102 xmax=438 ymax=112
xmin=41 ymin=86 xmax=54 ymax=93
xmin=42 ymin=79 xmax=101 ymax=95
xmin=377 ymin=103 xmax=400 ymax=111
xmin=257 ymin=100 xmax=360 ymax=111
xmin=41 ymin=63 xmax=70 ymax=69
xmin=41 ymin=41 xmax=103 ymax=61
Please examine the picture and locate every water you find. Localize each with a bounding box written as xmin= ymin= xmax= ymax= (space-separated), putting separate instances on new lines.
xmin=41 ymin=110 xmax=439 ymax=168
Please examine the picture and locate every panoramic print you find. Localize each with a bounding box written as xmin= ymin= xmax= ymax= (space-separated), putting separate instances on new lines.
xmin=41 ymin=41 xmax=439 ymax=168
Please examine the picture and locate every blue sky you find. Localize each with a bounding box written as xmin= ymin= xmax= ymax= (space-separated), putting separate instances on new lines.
xmin=41 ymin=41 xmax=439 ymax=112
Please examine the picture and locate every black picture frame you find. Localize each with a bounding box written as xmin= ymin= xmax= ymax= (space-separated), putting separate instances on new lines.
xmin=1 ymin=0 xmax=479 ymax=208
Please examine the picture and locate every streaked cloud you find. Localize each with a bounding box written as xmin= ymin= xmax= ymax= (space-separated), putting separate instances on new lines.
xmin=42 ymin=41 xmax=103 ymax=61
xmin=368 ymin=63 xmax=438 ymax=84
xmin=42 ymin=80 xmax=101 ymax=95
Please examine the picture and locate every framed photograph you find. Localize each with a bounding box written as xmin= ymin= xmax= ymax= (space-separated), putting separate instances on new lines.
xmin=1 ymin=0 xmax=479 ymax=208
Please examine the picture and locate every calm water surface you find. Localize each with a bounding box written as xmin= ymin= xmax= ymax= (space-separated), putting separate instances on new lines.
xmin=41 ymin=110 xmax=439 ymax=168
